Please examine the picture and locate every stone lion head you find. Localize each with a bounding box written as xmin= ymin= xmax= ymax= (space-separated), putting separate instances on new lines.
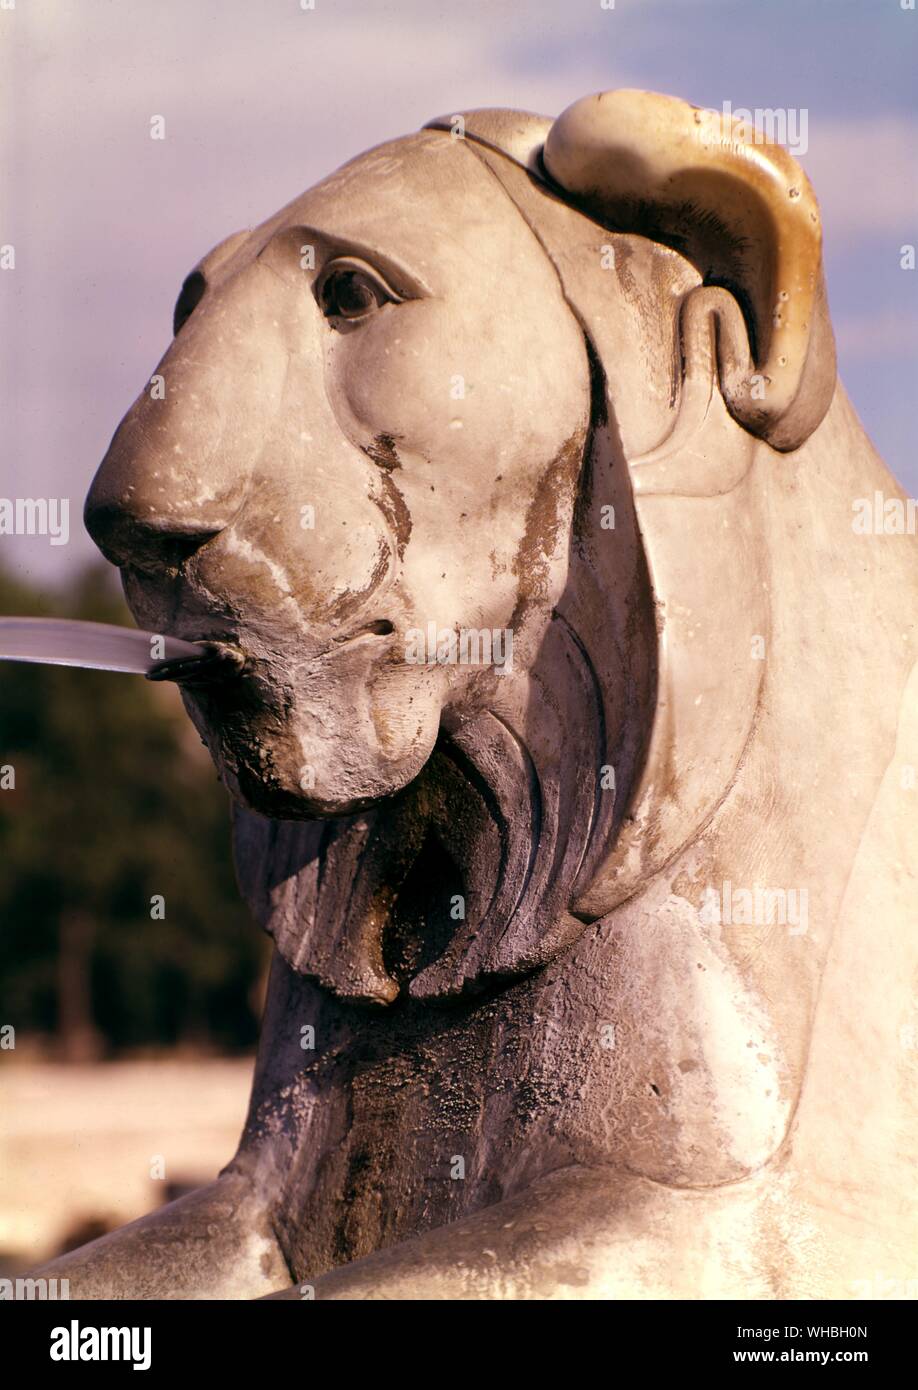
xmin=86 ymin=90 xmax=837 ymax=1005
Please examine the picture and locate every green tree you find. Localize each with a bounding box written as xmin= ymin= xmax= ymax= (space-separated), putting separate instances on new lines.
xmin=0 ymin=564 xmax=266 ymax=1056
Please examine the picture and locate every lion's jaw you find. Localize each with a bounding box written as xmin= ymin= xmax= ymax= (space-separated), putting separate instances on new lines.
xmin=183 ymin=628 xmax=450 ymax=820
xmin=232 ymin=604 xmax=617 ymax=1005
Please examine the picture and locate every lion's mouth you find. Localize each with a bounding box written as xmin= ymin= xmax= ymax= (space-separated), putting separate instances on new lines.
xmin=146 ymin=638 xmax=248 ymax=687
xmin=146 ymin=618 xmax=397 ymax=687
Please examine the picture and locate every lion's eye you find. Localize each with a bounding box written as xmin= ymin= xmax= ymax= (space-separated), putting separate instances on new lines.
xmin=318 ymin=262 xmax=398 ymax=324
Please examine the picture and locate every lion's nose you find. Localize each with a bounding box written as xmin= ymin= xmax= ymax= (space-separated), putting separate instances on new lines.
xmin=85 ymin=497 xmax=227 ymax=573
xmin=86 ymin=257 xmax=294 ymax=574
xmin=84 ymin=414 xmax=246 ymax=572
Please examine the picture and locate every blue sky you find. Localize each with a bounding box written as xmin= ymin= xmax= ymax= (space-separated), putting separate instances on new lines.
xmin=1 ymin=0 xmax=916 ymax=587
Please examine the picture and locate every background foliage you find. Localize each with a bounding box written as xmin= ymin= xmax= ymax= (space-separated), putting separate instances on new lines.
xmin=0 ymin=564 xmax=265 ymax=1056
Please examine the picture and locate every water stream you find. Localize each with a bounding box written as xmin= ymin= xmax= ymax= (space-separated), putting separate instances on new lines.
xmin=0 ymin=617 xmax=237 ymax=683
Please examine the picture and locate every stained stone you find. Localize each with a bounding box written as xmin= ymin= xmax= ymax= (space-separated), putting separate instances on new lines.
xmin=29 ymin=89 xmax=918 ymax=1300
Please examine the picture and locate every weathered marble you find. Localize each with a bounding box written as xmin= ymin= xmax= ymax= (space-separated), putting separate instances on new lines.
xmin=38 ymin=90 xmax=917 ymax=1298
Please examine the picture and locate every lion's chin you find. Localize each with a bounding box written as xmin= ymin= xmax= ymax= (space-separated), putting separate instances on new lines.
xmin=174 ymin=641 xmax=449 ymax=821
xmin=183 ymin=693 xmax=443 ymax=823
xmin=225 ymin=766 xmax=402 ymax=821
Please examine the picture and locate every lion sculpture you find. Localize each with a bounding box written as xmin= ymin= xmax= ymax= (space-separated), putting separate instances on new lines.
xmin=36 ymin=90 xmax=918 ymax=1299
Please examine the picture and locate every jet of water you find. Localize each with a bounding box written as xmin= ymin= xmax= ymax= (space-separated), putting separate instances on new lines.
xmin=0 ymin=617 xmax=241 ymax=683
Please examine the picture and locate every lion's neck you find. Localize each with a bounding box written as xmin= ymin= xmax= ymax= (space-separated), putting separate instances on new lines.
xmin=235 ymin=389 xmax=918 ymax=1276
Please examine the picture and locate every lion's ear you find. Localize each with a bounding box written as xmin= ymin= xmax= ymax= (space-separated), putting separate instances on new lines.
xmin=542 ymin=90 xmax=836 ymax=453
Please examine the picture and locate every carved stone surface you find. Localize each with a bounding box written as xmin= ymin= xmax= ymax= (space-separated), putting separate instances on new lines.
xmin=39 ymin=89 xmax=917 ymax=1298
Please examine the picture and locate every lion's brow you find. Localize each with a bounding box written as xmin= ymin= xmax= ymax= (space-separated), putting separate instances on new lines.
xmin=256 ymin=222 xmax=432 ymax=299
